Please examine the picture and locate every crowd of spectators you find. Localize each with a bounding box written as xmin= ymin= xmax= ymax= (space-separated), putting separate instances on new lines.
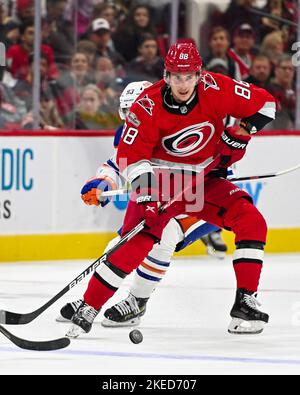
xmin=0 ymin=0 xmax=297 ymax=130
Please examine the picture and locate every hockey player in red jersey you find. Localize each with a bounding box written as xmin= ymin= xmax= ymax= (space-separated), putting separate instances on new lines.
xmin=67 ymin=41 xmax=276 ymax=338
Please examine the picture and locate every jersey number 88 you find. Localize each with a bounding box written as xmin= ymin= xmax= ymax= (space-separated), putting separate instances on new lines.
xmin=233 ymin=80 xmax=251 ymax=100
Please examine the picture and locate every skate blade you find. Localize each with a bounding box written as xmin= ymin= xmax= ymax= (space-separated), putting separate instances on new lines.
xmin=228 ymin=318 xmax=265 ymax=335
xmin=101 ymin=317 xmax=141 ymax=328
xmin=206 ymin=246 xmax=226 ymax=260
xmin=56 ymin=315 xmax=71 ymax=323
xmin=65 ymin=324 xmax=86 ymax=338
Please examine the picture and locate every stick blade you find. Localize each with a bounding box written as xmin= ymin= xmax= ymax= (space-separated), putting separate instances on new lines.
xmin=17 ymin=336 xmax=71 ymax=352
xmin=0 ymin=310 xmax=34 ymax=325
xmin=0 ymin=325 xmax=71 ymax=351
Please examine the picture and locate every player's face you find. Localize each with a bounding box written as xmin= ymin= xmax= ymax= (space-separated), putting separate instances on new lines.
xmin=169 ymin=73 xmax=198 ymax=102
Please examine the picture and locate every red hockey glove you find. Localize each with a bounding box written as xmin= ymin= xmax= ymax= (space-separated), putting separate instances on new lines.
xmin=136 ymin=195 xmax=159 ymax=229
xmin=216 ymin=128 xmax=251 ymax=168
xmin=131 ymin=173 xmax=159 ymax=230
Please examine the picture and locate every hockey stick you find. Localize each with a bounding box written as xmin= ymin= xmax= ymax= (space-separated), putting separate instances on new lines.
xmin=0 ymin=155 xmax=220 ymax=326
xmin=246 ymin=6 xmax=298 ymax=27
xmin=230 ymin=163 xmax=300 ymax=182
xmin=0 ymin=324 xmax=70 ymax=351
xmin=101 ymin=163 xmax=300 ymax=197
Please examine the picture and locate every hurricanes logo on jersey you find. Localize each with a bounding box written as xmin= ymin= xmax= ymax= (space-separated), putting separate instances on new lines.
xmin=137 ymin=95 xmax=155 ymax=116
xmin=201 ymin=72 xmax=220 ymax=91
xmin=162 ymin=122 xmax=215 ymax=157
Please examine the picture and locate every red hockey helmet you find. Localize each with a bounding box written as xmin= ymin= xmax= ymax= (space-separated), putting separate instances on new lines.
xmin=164 ymin=41 xmax=202 ymax=73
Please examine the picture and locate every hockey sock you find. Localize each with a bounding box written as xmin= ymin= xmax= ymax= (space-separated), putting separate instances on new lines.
xmin=233 ymin=241 xmax=264 ymax=292
xmin=224 ymin=198 xmax=267 ymax=292
xmin=130 ymin=218 xmax=182 ymax=298
xmin=84 ymin=260 xmax=129 ymax=310
xmin=131 ymin=255 xmax=170 ymax=299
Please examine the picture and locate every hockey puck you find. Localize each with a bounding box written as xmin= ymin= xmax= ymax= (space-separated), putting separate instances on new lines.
xmin=129 ymin=329 xmax=143 ymax=344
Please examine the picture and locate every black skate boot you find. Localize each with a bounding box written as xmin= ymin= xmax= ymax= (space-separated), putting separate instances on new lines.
xmin=228 ymin=288 xmax=269 ymax=334
xmin=66 ymin=302 xmax=100 ymax=338
xmin=201 ymin=230 xmax=227 ymax=259
xmin=56 ymin=299 xmax=83 ymax=322
xmin=101 ymin=293 xmax=148 ymax=327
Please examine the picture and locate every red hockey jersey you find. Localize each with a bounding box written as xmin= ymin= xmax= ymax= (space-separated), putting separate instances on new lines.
xmin=117 ymin=72 xmax=276 ymax=182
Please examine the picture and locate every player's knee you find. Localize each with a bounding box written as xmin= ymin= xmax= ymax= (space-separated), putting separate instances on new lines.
xmin=225 ymin=198 xmax=267 ymax=243
xmin=109 ymin=232 xmax=155 ymax=273
xmin=159 ymin=219 xmax=183 ymax=251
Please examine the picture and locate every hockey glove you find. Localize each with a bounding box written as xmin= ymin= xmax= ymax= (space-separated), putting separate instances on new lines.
xmin=132 ymin=172 xmax=159 ymax=230
xmin=81 ymin=177 xmax=115 ymax=207
xmin=216 ymin=128 xmax=251 ymax=168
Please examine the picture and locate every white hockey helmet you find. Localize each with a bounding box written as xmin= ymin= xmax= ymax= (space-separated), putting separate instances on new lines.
xmin=119 ymin=80 xmax=152 ymax=120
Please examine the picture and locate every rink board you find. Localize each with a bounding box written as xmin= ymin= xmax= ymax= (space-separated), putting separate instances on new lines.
xmin=0 ymin=131 xmax=299 ymax=261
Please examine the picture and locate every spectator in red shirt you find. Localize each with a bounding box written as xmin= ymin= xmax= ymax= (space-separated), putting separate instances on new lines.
xmin=13 ymin=52 xmax=64 ymax=129
xmin=6 ymin=23 xmax=59 ymax=81
xmin=13 ymin=52 xmax=53 ymax=110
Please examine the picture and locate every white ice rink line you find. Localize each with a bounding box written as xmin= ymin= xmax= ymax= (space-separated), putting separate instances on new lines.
xmin=1 ymin=254 xmax=300 ymax=375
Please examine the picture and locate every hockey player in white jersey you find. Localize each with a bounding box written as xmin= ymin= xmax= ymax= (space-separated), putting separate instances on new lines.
xmin=57 ymin=80 xmax=229 ymax=327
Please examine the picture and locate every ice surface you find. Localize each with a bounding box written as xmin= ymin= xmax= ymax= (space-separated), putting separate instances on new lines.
xmin=1 ymin=254 xmax=300 ymax=375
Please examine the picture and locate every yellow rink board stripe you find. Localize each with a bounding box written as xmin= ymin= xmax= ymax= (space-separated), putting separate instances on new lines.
xmin=0 ymin=228 xmax=300 ymax=262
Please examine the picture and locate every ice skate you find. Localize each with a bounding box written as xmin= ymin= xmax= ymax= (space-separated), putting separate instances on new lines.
xmin=201 ymin=230 xmax=227 ymax=259
xmin=56 ymin=299 xmax=83 ymax=322
xmin=228 ymin=288 xmax=269 ymax=334
xmin=66 ymin=302 xmax=99 ymax=338
xmin=101 ymin=293 xmax=148 ymax=327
